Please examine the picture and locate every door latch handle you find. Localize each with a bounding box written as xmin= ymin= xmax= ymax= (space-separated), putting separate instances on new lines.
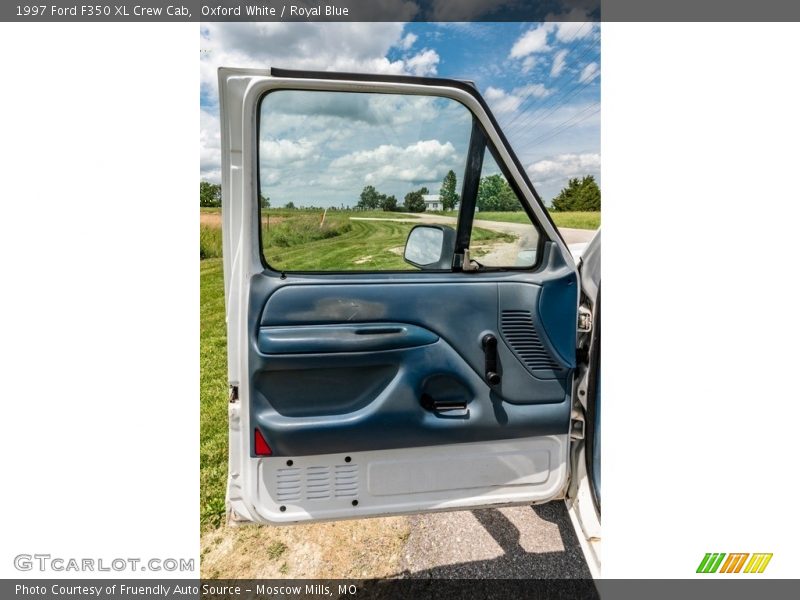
xmin=482 ymin=334 xmax=501 ymax=386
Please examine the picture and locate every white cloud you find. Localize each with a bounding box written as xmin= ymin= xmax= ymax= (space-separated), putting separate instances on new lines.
xmin=261 ymin=138 xmax=316 ymax=163
xmin=554 ymin=21 xmax=595 ymax=43
xmin=551 ymin=49 xmax=568 ymax=77
xmin=515 ymin=83 xmax=551 ymax=99
xmin=261 ymin=171 xmax=281 ymax=185
xmin=485 ymin=84 xmax=551 ymax=114
xmin=485 ymin=86 xmax=520 ymax=113
xmin=365 ymin=94 xmax=447 ymax=125
xmin=579 ymin=62 xmax=599 ymax=83
xmin=263 ymin=92 xmax=448 ymax=130
xmin=331 ymin=139 xmax=457 ymax=184
xmin=398 ymin=32 xmax=417 ymax=50
xmin=405 ymin=48 xmax=440 ymax=76
xmin=508 ymin=21 xmax=598 ymax=74
xmin=510 ymin=24 xmax=552 ymax=58
xmin=527 ymin=152 xmax=601 ymax=184
xmin=521 ymin=56 xmax=538 ymax=74
xmin=200 ymin=108 xmax=221 ymax=182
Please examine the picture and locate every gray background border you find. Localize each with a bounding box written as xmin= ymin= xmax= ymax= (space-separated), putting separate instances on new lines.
xmin=3 ymin=1 xmax=800 ymax=22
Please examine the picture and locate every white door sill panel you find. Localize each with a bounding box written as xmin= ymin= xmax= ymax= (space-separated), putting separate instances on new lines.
xmin=249 ymin=436 xmax=568 ymax=523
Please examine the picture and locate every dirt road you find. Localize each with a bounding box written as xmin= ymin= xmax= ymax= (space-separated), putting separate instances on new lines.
xmin=352 ymin=212 xmax=595 ymax=245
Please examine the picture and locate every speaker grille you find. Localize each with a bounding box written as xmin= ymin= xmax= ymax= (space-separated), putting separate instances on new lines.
xmin=500 ymin=310 xmax=563 ymax=372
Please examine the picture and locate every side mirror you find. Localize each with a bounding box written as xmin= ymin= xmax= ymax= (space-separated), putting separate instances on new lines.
xmin=403 ymin=225 xmax=456 ymax=270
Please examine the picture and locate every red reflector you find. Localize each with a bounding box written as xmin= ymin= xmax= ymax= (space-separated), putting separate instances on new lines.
xmin=254 ymin=429 xmax=272 ymax=456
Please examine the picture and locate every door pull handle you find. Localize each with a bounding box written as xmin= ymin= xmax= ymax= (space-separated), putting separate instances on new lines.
xmin=482 ymin=334 xmax=501 ymax=386
xmin=420 ymin=394 xmax=469 ymax=417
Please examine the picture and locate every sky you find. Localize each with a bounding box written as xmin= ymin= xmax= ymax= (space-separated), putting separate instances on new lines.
xmin=200 ymin=22 xmax=600 ymax=207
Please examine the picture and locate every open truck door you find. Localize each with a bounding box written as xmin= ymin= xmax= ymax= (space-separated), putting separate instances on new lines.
xmin=219 ymin=68 xmax=584 ymax=526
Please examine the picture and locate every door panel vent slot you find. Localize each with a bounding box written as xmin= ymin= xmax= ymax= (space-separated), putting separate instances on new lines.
xmin=305 ymin=466 xmax=331 ymax=500
xmin=275 ymin=467 xmax=302 ymax=502
xmin=274 ymin=464 xmax=358 ymax=502
xmin=334 ymin=464 xmax=359 ymax=498
xmin=500 ymin=310 xmax=563 ymax=371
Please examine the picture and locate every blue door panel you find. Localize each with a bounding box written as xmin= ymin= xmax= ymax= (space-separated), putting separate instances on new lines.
xmin=247 ymin=258 xmax=578 ymax=457
xmin=250 ymin=337 xmax=570 ymax=457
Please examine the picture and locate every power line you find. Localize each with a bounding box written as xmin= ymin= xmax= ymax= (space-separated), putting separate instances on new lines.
xmin=505 ymin=43 xmax=600 ymax=136
xmin=502 ymin=22 xmax=594 ymax=129
xmin=503 ymin=33 xmax=600 ymax=131
xmin=514 ymin=102 xmax=600 ymax=154
xmin=519 ymin=101 xmax=600 ymax=150
xmin=506 ymin=67 xmax=600 ymax=140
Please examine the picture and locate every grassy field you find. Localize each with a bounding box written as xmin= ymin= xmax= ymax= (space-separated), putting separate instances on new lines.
xmin=200 ymin=206 xmax=418 ymax=220
xmin=486 ymin=210 xmax=599 ymax=229
xmin=201 ymin=210 xmax=512 ymax=271
xmin=200 ymin=258 xmax=228 ymax=529
xmin=202 ymin=206 xmax=599 ymax=229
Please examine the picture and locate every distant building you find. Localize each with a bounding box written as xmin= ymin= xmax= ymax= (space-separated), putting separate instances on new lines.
xmin=422 ymin=194 xmax=443 ymax=211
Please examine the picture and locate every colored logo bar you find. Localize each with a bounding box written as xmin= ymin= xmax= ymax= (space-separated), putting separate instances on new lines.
xmin=697 ymin=553 xmax=772 ymax=573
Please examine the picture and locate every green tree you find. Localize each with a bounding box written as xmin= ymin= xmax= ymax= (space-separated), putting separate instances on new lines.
xmin=403 ymin=186 xmax=428 ymax=212
xmin=200 ymin=180 xmax=221 ymax=207
xmin=357 ymin=185 xmax=381 ymax=210
xmin=439 ymin=170 xmax=459 ymax=211
xmin=551 ymin=175 xmax=601 ymax=211
xmin=476 ymin=174 xmax=518 ymax=211
xmin=285 ymin=201 xmax=296 ymax=210
xmin=380 ymin=194 xmax=398 ymax=212
xmin=259 ymin=194 xmax=271 ymax=209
